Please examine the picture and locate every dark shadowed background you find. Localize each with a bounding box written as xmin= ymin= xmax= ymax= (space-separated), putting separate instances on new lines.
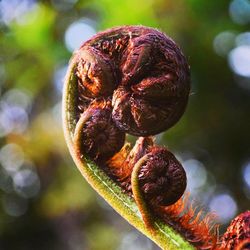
xmin=0 ymin=0 xmax=250 ymax=249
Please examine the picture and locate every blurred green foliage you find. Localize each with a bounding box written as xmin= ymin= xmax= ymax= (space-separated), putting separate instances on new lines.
xmin=0 ymin=0 xmax=249 ymax=249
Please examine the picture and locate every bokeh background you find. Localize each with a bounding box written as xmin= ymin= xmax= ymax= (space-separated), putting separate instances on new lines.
xmin=0 ymin=0 xmax=250 ymax=249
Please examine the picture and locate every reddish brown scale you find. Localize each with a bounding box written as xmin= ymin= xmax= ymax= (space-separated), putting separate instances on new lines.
xmin=107 ymin=137 xmax=154 ymax=191
xmin=155 ymin=196 xmax=219 ymax=250
xmin=77 ymin=81 xmax=91 ymax=118
xmin=94 ymin=35 xmax=130 ymax=59
xmin=78 ymin=99 xmax=125 ymax=164
xmin=122 ymin=137 xmax=154 ymax=180
xmin=219 ymin=211 xmax=250 ymax=250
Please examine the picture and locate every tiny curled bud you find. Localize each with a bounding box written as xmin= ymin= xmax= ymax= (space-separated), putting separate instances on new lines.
xmin=137 ymin=146 xmax=186 ymax=207
xmin=129 ymin=143 xmax=187 ymax=230
xmin=74 ymin=99 xmax=125 ymax=163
